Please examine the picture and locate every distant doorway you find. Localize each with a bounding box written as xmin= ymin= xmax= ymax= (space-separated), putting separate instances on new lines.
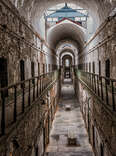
xmin=64 ymin=67 xmax=70 ymax=78
xmin=64 ymin=59 xmax=71 ymax=78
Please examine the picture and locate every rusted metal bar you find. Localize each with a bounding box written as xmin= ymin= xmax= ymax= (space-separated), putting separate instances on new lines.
xmin=0 ymin=71 xmax=58 ymax=136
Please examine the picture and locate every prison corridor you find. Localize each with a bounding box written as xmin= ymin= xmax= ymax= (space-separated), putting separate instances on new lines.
xmin=45 ymin=79 xmax=94 ymax=156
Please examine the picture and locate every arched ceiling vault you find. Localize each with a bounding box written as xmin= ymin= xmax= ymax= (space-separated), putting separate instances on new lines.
xmin=56 ymin=39 xmax=78 ymax=51
xmin=61 ymin=54 xmax=74 ymax=64
xmin=62 ymin=55 xmax=72 ymax=60
xmin=12 ymin=0 xmax=115 ymax=54
xmin=59 ymin=49 xmax=75 ymax=58
xmin=47 ymin=22 xmax=86 ymax=52
xmin=59 ymin=50 xmax=75 ymax=65
xmin=62 ymin=54 xmax=73 ymax=65
xmin=16 ymin=0 xmax=115 ymax=27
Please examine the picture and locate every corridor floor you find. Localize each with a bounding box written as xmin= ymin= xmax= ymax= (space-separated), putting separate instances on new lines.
xmin=46 ymin=79 xmax=94 ymax=156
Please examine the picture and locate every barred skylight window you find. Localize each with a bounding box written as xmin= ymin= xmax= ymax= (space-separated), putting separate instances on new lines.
xmin=81 ymin=17 xmax=86 ymax=21
xmin=75 ymin=17 xmax=81 ymax=21
xmin=47 ymin=18 xmax=52 ymax=22
xmin=53 ymin=18 xmax=58 ymax=22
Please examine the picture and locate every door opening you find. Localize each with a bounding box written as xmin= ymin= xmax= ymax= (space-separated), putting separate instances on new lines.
xmin=0 ymin=58 xmax=8 ymax=97
xmin=100 ymin=143 xmax=104 ymax=156
xmin=31 ymin=62 xmax=35 ymax=84
xmin=105 ymin=59 xmax=110 ymax=85
xmin=20 ymin=60 xmax=25 ymax=88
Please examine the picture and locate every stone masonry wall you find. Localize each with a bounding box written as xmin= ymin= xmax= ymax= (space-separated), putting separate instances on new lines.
xmin=75 ymin=79 xmax=116 ymax=156
xmin=78 ymin=15 xmax=116 ymax=79
xmin=0 ymin=81 xmax=59 ymax=156
xmin=0 ymin=0 xmax=58 ymax=156
xmin=0 ymin=0 xmax=56 ymax=87
xmin=75 ymin=13 xmax=116 ymax=156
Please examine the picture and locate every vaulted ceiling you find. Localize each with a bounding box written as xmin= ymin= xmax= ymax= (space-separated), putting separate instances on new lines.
xmin=47 ymin=21 xmax=86 ymax=52
xmin=12 ymin=0 xmax=115 ymax=26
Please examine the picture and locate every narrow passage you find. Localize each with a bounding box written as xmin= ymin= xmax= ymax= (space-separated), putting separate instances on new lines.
xmin=46 ymin=79 xmax=94 ymax=156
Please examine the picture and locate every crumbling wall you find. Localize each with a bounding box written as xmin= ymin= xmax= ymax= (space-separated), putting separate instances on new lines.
xmin=0 ymin=0 xmax=56 ymax=87
xmin=78 ymin=15 xmax=116 ymax=79
xmin=75 ymin=79 xmax=116 ymax=156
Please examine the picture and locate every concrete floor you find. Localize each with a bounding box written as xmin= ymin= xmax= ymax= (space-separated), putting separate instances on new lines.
xmin=46 ymin=79 xmax=94 ymax=156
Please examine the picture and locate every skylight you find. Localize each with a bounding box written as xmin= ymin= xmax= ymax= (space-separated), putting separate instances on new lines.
xmin=45 ymin=3 xmax=88 ymax=16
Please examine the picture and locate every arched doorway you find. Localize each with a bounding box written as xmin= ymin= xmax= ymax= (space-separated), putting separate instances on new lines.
xmin=62 ymin=55 xmax=72 ymax=79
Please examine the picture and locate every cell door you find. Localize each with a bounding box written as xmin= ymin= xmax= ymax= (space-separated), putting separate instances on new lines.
xmin=31 ymin=62 xmax=35 ymax=77
xmin=100 ymin=144 xmax=104 ymax=156
xmin=31 ymin=62 xmax=35 ymax=83
xmin=89 ymin=62 xmax=91 ymax=72
xmin=35 ymin=146 xmax=38 ymax=156
xmin=43 ymin=127 xmax=46 ymax=152
xmin=105 ymin=59 xmax=110 ymax=85
xmin=99 ymin=61 xmax=101 ymax=76
xmin=43 ymin=64 xmax=45 ymax=74
xmin=38 ymin=63 xmax=40 ymax=76
xmin=92 ymin=62 xmax=95 ymax=73
xmin=0 ymin=58 xmax=8 ymax=96
xmin=20 ymin=60 xmax=25 ymax=81
xmin=46 ymin=64 xmax=47 ymax=73
xmin=86 ymin=63 xmax=88 ymax=72
xmin=92 ymin=126 xmax=95 ymax=148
